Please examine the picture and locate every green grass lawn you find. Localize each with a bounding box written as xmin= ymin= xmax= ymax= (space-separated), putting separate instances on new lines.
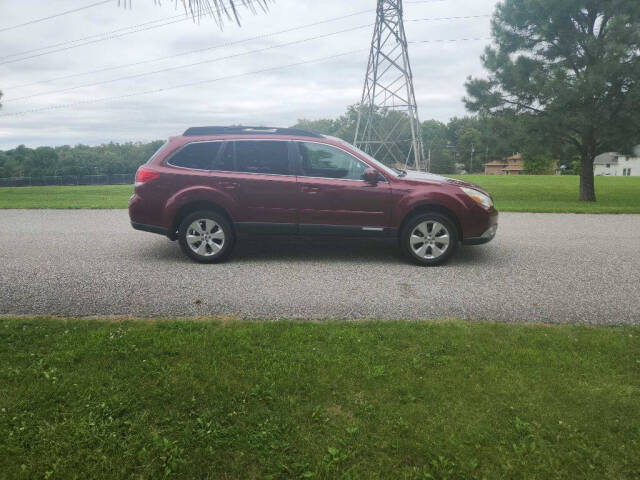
xmin=1 ymin=318 xmax=639 ymax=479
xmin=0 ymin=184 xmax=132 ymax=209
xmin=452 ymin=175 xmax=640 ymax=213
xmin=0 ymin=175 xmax=639 ymax=212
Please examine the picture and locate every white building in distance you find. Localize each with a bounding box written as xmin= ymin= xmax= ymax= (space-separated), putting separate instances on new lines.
xmin=594 ymin=152 xmax=640 ymax=176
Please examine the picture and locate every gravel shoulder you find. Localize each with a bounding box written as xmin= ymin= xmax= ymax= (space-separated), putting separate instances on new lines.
xmin=1 ymin=210 xmax=638 ymax=323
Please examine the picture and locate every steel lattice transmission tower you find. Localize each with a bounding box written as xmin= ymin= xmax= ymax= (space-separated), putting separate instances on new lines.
xmin=354 ymin=0 xmax=427 ymax=171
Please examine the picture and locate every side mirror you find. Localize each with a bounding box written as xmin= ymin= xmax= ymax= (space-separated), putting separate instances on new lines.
xmin=363 ymin=168 xmax=379 ymax=185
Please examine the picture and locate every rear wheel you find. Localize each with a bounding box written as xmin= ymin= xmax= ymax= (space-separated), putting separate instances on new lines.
xmin=401 ymin=213 xmax=458 ymax=266
xmin=178 ymin=210 xmax=234 ymax=263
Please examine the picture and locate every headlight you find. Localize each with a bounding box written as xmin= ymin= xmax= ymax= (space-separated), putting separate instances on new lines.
xmin=460 ymin=187 xmax=493 ymax=209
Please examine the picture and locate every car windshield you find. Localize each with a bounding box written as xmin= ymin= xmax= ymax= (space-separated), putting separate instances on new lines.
xmin=327 ymin=136 xmax=400 ymax=177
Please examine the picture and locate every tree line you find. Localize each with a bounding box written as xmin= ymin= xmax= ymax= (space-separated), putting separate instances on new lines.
xmin=293 ymin=108 xmax=568 ymax=175
xmin=0 ymin=142 xmax=164 ymax=178
xmin=0 ymin=112 xmax=565 ymax=179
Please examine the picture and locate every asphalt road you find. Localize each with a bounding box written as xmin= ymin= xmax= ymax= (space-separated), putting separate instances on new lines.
xmin=1 ymin=210 xmax=638 ymax=324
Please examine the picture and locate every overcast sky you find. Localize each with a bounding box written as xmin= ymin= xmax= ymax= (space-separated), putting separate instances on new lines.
xmin=0 ymin=0 xmax=498 ymax=149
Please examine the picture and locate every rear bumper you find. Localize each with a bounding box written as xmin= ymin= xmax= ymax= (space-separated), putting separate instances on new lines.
xmin=462 ymin=224 xmax=498 ymax=245
xmin=131 ymin=222 xmax=171 ymax=237
xmin=129 ymin=192 xmax=176 ymax=239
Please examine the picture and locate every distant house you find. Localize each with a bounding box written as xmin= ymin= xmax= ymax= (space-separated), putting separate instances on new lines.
xmin=454 ymin=163 xmax=467 ymax=175
xmin=594 ymin=152 xmax=640 ymax=176
xmin=484 ymin=154 xmax=525 ymax=175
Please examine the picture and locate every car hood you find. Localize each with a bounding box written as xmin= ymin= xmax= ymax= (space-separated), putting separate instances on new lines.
xmin=401 ymin=171 xmax=491 ymax=196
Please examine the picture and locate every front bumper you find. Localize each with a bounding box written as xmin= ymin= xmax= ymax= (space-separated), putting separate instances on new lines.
xmin=462 ymin=224 xmax=498 ymax=245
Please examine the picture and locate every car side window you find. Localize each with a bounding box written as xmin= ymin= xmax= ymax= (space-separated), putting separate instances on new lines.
xmin=212 ymin=142 xmax=235 ymax=171
xmin=235 ymin=141 xmax=290 ymax=175
xmin=297 ymin=142 xmax=368 ymax=180
xmin=168 ymin=142 xmax=224 ymax=170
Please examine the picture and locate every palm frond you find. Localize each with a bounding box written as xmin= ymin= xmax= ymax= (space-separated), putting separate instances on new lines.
xmin=119 ymin=0 xmax=272 ymax=29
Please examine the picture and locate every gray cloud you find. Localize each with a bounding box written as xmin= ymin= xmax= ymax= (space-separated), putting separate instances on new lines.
xmin=0 ymin=0 xmax=497 ymax=149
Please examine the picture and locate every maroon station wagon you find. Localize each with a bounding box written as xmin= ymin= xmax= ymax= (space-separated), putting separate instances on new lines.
xmin=129 ymin=126 xmax=498 ymax=265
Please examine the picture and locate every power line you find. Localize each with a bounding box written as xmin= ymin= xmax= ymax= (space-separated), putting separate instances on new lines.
xmin=4 ymin=16 xmax=491 ymax=102
xmin=0 ymin=0 xmax=461 ymax=64
xmin=0 ymin=0 xmax=112 ymax=33
xmin=4 ymin=9 xmax=375 ymax=89
xmin=409 ymin=37 xmax=491 ymax=43
xmin=0 ymin=14 xmax=186 ymax=61
xmin=0 ymin=50 xmax=366 ymax=118
xmin=0 ymin=16 xmax=190 ymax=66
xmin=0 ymin=34 xmax=494 ymax=116
xmin=4 ymin=10 xmax=490 ymax=92
xmin=0 ymin=0 xmax=460 ymax=64
xmin=5 ymin=24 xmax=374 ymax=103
xmin=0 ymin=0 xmax=263 ymax=65
xmin=406 ymin=14 xmax=490 ymax=22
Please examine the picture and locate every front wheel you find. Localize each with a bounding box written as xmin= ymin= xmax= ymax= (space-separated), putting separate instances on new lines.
xmin=401 ymin=213 xmax=459 ymax=266
xmin=178 ymin=210 xmax=235 ymax=263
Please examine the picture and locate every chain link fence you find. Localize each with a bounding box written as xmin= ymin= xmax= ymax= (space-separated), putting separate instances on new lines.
xmin=0 ymin=174 xmax=135 ymax=187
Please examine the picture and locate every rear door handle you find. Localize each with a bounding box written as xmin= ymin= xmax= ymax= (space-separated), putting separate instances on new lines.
xmin=219 ymin=181 xmax=239 ymax=190
xmin=301 ymin=185 xmax=321 ymax=194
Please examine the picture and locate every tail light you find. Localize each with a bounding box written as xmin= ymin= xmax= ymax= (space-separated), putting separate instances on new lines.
xmin=135 ymin=167 xmax=160 ymax=186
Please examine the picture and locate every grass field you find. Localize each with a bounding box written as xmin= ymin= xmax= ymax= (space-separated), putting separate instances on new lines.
xmin=0 ymin=184 xmax=131 ymax=209
xmin=452 ymin=175 xmax=640 ymax=213
xmin=1 ymin=318 xmax=639 ymax=479
xmin=0 ymin=175 xmax=639 ymax=212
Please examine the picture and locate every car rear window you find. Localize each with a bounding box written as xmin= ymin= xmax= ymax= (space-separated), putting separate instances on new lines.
xmin=235 ymin=141 xmax=289 ymax=175
xmin=168 ymin=142 xmax=224 ymax=170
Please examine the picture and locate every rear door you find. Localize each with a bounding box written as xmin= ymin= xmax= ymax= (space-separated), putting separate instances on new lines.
xmin=160 ymin=140 xmax=228 ymax=213
xmin=230 ymin=140 xmax=298 ymax=234
xmin=294 ymin=141 xmax=392 ymax=234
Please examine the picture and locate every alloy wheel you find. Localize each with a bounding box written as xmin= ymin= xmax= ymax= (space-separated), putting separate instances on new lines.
xmin=186 ymin=219 xmax=225 ymax=257
xmin=410 ymin=221 xmax=450 ymax=260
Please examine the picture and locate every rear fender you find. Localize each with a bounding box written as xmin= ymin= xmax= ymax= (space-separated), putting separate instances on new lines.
xmin=162 ymin=186 xmax=237 ymax=230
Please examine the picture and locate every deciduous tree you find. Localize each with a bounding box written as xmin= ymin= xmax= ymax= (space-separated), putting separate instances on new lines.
xmin=465 ymin=0 xmax=640 ymax=201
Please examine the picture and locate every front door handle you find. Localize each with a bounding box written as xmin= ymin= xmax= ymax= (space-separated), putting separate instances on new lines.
xmin=301 ymin=185 xmax=321 ymax=194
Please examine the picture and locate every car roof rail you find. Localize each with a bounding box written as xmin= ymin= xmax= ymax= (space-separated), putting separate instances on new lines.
xmin=183 ymin=126 xmax=325 ymax=138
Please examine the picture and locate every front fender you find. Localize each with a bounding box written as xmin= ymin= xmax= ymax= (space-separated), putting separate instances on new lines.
xmin=394 ymin=187 xmax=496 ymax=239
xmin=393 ymin=190 xmax=469 ymax=227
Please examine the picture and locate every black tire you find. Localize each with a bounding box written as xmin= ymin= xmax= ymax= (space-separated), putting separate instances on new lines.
xmin=400 ymin=213 xmax=459 ymax=266
xmin=178 ymin=210 xmax=235 ymax=263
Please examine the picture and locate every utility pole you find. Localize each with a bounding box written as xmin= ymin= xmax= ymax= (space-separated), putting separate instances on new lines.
xmin=470 ymin=143 xmax=475 ymax=173
xmin=354 ymin=0 xmax=426 ymax=171
xmin=485 ymin=144 xmax=489 ymax=175
xmin=445 ymin=143 xmax=458 ymax=173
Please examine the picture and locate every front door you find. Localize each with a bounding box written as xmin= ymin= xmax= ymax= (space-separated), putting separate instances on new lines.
xmin=294 ymin=141 xmax=392 ymax=235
